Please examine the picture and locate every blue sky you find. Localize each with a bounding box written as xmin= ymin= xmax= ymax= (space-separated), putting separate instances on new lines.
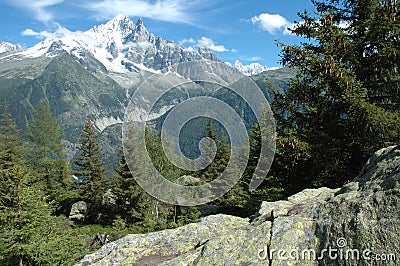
xmin=0 ymin=0 xmax=315 ymax=67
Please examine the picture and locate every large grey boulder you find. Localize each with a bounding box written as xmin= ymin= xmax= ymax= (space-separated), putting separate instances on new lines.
xmin=315 ymin=145 xmax=400 ymax=266
xmin=76 ymin=146 xmax=400 ymax=265
xmin=69 ymin=201 xmax=87 ymax=222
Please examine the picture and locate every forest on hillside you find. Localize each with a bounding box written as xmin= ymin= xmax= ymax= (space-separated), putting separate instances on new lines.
xmin=1 ymin=0 xmax=399 ymax=265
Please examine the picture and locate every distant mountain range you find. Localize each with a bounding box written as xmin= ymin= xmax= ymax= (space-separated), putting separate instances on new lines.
xmin=0 ymin=42 xmax=22 ymax=54
xmin=225 ymin=60 xmax=278 ymax=76
xmin=0 ymin=15 xmax=271 ymax=76
xmin=1 ymin=15 xmax=218 ymax=73
xmin=0 ymin=15 xmax=294 ymax=170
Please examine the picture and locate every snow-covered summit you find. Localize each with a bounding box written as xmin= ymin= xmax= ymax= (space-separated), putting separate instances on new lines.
xmin=1 ymin=16 xmax=273 ymax=76
xmin=2 ymin=15 xmax=220 ymax=73
xmin=226 ymin=60 xmax=278 ymax=76
xmin=0 ymin=42 xmax=22 ymax=54
xmin=86 ymin=14 xmax=136 ymax=44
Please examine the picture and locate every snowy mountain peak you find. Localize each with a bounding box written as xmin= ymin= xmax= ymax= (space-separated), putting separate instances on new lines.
xmin=108 ymin=14 xmax=133 ymax=27
xmin=0 ymin=42 xmax=22 ymax=54
xmin=47 ymin=40 xmax=66 ymax=55
xmin=226 ymin=60 xmax=278 ymax=76
xmin=136 ymin=18 xmax=143 ymax=26
xmin=3 ymin=16 xmax=222 ymax=74
xmin=113 ymin=13 xmax=131 ymax=22
xmin=89 ymin=14 xmax=135 ymax=39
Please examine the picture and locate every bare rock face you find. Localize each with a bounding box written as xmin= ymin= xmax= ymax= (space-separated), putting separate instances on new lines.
xmin=76 ymin=146 xmax=400 ymax=265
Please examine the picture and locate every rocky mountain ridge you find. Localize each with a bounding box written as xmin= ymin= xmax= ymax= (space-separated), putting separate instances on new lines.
xmin=1 ymin=15 xmax=220 ymax=74
xmin=76 ymin=145 xmax=400 ymax=265
xmin=226 ymin=60 xmax=278 ymax=76
xmin=0 ymin=15 xmax=293 ymax=169
xmin=0 ymin=42 xmax=22 ymax=55
xmin=0 ymin=15 xmax=270 ymax=76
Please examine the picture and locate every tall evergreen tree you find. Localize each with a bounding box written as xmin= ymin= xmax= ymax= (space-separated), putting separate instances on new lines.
xmin=198 ymin=119 xmax=228 ymax=183
xmin=144 ymin=128 xmax=198 ymax=228
xmin=119 ymin=127 xmax=201 ymax=229
xmin=0 ymin=103 xmax=56 ymax=266
xmin=241 ymin=122 xmax=286 ymax=212
xmin=26 ymin=100 xmax=71 ymax=206
xmin=74 ymin=119 xmax=108 ymax=222
xmin=0 ymin=104 xmax=24 ymax=176
xmin=275 ymin=0 xmax=400 ymax=188
xmin=193 ymin=119 xmax=249 ymax=208
xmin=113 ymin=148 xmax=152 ymax=225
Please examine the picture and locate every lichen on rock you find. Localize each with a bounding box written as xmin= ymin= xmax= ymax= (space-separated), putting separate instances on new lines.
xmin=76 ymin=146 xmax=400 ymax=265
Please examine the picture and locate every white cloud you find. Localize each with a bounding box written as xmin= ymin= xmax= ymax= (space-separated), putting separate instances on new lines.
xmin=179 ymin=37 xmax=236 ymax=53
xmin=21 ymin=26 xmax=71 ymax=39
xmin=21 ymin=23 xmax=91 ymax=42
xmin=193 ymin=37 xmax=236 ymax=53
xmin=179 ymin=38 xmax=196 ymax=46
xmin=6 ymin=0 xmax=216 ymax=27
xmin=6 ymin=0 xmax=64 ymax=24
xmin=241 ymin=56 xmax=263 ymax=61
xmin=83 ymin=0 xmax=206 ymax=24
xmin=251 ymin=13 xmax=291 ymax=34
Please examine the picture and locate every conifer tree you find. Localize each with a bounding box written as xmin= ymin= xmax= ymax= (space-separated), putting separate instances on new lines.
xmin=0 ymin=103 xmax=56 ymax=266
xmin=144 ymin=128 xmax=197 ymax=228
xmin=113 ymin=148 xmax=152 ymax=225
xmin=74 ymin=119 xmax=108 ymax=222
xmin=199 ymin=119 xmax=228 ymax=183
xmin=26 ymin=100 xmax=71 ymax=206
xmin=209 ymin=133 xmax=239 ymax=206
xmin=196 ymin=119 xmax=250 ymax=208
xmin=120 ymin=127 xmax=202 ymax=229
xmin=275 ymin=0 xmax=400 ymax=188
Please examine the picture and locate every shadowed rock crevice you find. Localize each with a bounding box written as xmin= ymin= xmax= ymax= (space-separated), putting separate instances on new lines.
xmin=76 ymin=146 xmax=400 ymax=265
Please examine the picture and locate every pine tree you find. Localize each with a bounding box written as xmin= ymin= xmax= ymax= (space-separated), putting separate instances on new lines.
xmin=0 ymin=103 xmax=56 ymax=266
xmin=144 ymin=128 xmax=196 ymax=228
xmin=0 ymin=104 xmax=24 ymax=176
xmin=275 ymin=0 xmax=400 ymax=188
xmin=113 ymin=148 xmax=152 ymax=225
xmin=120 ymin=127 xmax=202 ymax=229
xmin=74 ymin=119 xmax=108 ymax=223
xmin=194 ymin=119 xmax=250 ymax=208
xmin=26 ymin=100 xmax=71 ymax=206
xmin=240 ymin=122 xmax=285 ymax=212
xmin=198 ymin=119 xmax=227 ymax=183
xmin=209 ymin=133 xmax=241 ymax=206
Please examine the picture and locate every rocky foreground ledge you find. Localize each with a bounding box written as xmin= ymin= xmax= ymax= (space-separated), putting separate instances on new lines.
xmin=76 ymin=146 xmax=400 ymax=265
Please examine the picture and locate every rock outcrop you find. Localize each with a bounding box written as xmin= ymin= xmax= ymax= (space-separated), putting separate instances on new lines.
xmin=76 ymin=146 xmax=400 ymax=265
xmin=69 ymin=201 xmax=87 ymax=223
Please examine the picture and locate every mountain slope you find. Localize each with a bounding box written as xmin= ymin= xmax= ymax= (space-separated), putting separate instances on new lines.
xmin=0 ymin=15 xmax=294 ymax=171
